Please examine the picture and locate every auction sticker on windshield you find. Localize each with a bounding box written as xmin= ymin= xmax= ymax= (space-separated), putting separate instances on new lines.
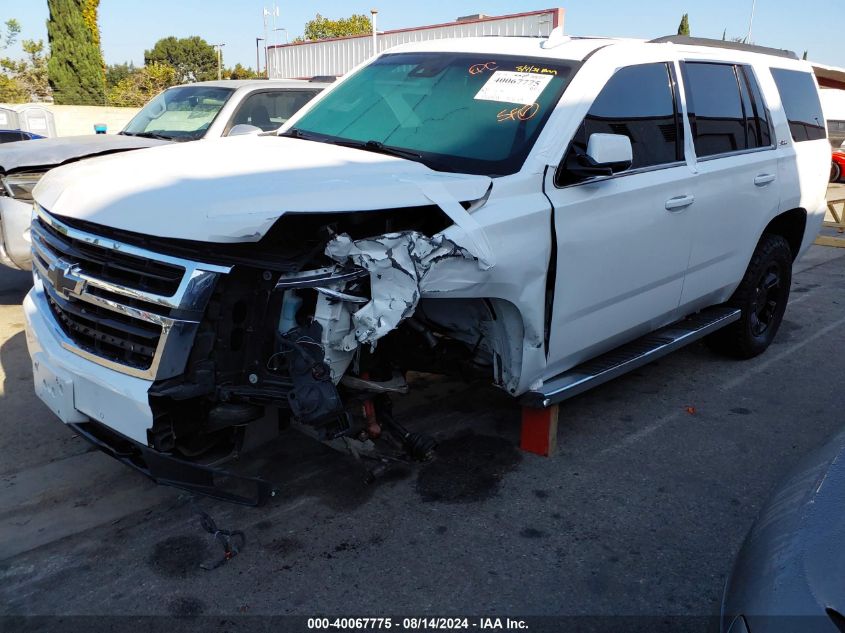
xmin=474 ymin=71 xmax=554 ymax=105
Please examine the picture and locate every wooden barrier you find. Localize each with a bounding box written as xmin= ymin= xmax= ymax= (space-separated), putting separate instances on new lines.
xmin=815 ymin=196 xmax=845 ymax=248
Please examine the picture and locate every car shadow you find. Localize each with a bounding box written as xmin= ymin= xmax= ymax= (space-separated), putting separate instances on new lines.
xmin=1 ymin=329 xmax=31 ymax=409
xmin=0 ymin=266 xmax=31 ymax=306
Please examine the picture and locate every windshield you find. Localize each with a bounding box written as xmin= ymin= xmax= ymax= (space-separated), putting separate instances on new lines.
xmin=289 ymin=53 xmax=577 ymax=175
xmin=122 ymin=86 xmax=235 ymax=141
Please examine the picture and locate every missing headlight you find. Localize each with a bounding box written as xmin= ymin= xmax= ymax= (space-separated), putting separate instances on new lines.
xmin=2 ymin=172 xmax=44 ymax=201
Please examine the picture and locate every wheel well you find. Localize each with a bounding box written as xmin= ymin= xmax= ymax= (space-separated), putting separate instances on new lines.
xmin=763 ymin=208 xmax=806 ymax=261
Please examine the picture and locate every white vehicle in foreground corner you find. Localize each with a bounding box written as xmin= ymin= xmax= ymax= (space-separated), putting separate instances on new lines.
xmin=22 ymin=32 xmax=829 ymax=504
xmin=0 ymin=79 xmax=329 ymax=271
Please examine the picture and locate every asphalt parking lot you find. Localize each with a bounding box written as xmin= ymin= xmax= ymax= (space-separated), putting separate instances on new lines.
xmin=2 ymin=190 xmax=845 ymax=630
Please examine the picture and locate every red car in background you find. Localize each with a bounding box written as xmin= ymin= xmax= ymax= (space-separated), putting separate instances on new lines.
xmin=833 ymin=150 xmax=845 ymax=183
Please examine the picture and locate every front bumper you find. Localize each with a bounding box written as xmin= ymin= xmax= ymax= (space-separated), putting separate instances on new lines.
xmin=0 ymin=197 xmax=33 ymax=270
xmin=23 ymin=281 xmax=155 ymax=444
xmin=24 ymin=283 xmax=274 ymax=505
xmin=70 ymin=420 xmax=274 ymax=506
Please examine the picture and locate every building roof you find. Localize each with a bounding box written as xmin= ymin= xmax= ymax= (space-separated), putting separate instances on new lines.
xmin=385 ymin=35 xmax=613 ymax=61
xmin=812 ymin=62 xmax=845 ymax=90
xmin=268 ymin=8 xmax=565 ymax=50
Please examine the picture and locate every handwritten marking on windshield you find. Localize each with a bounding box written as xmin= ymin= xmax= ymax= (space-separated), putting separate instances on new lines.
xmin=469 ymin=62 xmax=498 ymax=75
xmin=515 ymin=64 xmax=558 ymax=75
xmin=497 ymin=103 xmax=540 ymax=123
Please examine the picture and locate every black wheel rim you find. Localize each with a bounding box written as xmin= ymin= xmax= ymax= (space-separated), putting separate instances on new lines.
xmin=750 ymin=263 xmax=783 ymax=337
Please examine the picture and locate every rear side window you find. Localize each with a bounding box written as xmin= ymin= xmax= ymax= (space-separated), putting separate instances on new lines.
xmin=684 ymin=63 xmax=745 ymax=157
xmin=557 ymin=62 xmax=682 ymax=185
xmin=771 ymin=68 xmax=826 ymax=142
xmin=683 ymin=62 xmax=773 ymax=157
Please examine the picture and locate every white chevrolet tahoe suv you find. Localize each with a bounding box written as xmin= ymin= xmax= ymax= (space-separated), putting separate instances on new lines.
xmin=22 ymin=33 xmax=830 ymax=503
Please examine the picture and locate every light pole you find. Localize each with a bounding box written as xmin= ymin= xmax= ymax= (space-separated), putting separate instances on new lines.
xmin=212 ymin=43 xmax=226 ymax=80
xmin=256 ymin=37 xmax=265 ymax=77
xmin=371 ymin=8 xmax=378 ymax=57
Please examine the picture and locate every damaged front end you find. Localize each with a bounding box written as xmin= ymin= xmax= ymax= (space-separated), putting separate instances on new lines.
xmin=97 ymin=202 xmax=509 ymax=502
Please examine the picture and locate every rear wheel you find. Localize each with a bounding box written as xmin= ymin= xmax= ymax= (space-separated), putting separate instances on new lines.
xmin=707 ymin=234 xmax=792 ymax=359
xmin=832 ymin=161 xmax=842 ymax=183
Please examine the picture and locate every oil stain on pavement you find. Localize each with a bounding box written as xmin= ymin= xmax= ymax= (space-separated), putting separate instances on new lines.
xmin=148 ymin=535 xmax=210 ymax=579
xmin=415 ymin=433 xmax=521 ymax=503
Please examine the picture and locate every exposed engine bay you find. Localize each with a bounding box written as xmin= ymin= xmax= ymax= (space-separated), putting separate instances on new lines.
xmin=141 ymin=203 xmax=522 ymax=485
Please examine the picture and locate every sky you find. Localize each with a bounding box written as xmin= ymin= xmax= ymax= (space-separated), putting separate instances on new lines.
xmin=3 ymin=0 xmax=843 ymax=70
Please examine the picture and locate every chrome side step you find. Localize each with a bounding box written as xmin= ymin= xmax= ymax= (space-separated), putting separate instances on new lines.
xmin=523 ymin=306 xmax=742 ymax=409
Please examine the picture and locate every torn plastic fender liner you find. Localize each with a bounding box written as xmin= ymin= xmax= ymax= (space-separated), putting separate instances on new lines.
xmin=325 ymin=231 xmax=487 ymax=348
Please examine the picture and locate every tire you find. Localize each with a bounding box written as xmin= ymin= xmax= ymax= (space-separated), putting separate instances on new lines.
xmin=707 ymin=234 xmax=792 ymax=359
xmin=832 ymin=161 xmax=842 ymax=184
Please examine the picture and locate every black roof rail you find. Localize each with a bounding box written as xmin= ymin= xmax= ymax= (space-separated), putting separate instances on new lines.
xmin=648 ymin=35 xmax=798 ymax=60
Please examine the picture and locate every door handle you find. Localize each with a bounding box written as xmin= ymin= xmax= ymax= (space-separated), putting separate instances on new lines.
xmin=665 ymin=195 xmax=695 ymax=212
xmin=754 ymin=173 xmax=776 ymax=186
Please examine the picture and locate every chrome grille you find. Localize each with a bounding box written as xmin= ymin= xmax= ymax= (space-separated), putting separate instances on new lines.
xmin=34 ymin=215 xmax=185 ymax=296
xmin=31 ymin=206 xmax=231 ymax=380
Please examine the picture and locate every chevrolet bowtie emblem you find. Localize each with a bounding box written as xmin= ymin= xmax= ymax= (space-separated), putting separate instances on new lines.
xmin=47 ymin=260 xmax=86 ymax=298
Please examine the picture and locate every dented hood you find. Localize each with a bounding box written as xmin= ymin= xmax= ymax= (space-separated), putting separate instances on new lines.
xmin=33 ymin=135 xmax=493 ymax=243
xmin=0 ymin=134 xmax=169 ymax=174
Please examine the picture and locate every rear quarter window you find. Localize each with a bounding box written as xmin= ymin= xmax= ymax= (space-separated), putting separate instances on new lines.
xmin=770 ymin=68 xmax=826 ymax=142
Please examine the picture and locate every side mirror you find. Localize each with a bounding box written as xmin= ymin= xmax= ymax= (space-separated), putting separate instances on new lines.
xmin=227 ymin=124 xmax=263 ymax=137
xmin=567 ymin=133 xmax=633 ymax=179
xmin=587 ymin=133 xmax=632 ymax=168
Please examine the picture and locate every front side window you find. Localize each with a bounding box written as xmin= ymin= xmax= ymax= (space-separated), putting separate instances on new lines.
xmin=122 ymin=86 xmax=235 ymax=141
xmin=289 ymin=53 xmax=578 ymax=176
xmin=556 ymin=62 xmax=682 ymax=186
xmin=771 ymin=68 xmax=826 ymax=142
xmin=229 ymin=89 xmax=320 ymax=132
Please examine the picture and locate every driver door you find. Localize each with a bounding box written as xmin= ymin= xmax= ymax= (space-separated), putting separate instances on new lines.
xmin=545 ymin=62 xmax=696 ymax=377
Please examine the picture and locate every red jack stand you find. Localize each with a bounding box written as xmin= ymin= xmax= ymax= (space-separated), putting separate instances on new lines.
xmin=520 ymin=405 xmax=559 ymax=456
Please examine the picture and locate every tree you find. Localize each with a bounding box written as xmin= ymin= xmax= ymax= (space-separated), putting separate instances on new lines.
xmin=107 ymin=62 xmax=176 ymax=107
xmin=47 ymin=0 xmax=106 ymax=104
xmin=226 ymin=63 xmax=258 ymax=80
xmin=2 ymin=18 xmax=21 ymax=50
xmin=1 ymin=39 xmax=50 ymax=102
xmin=802 ymin=50 xmax=809 ymax=61
xmin=299 ymin=13 xmax=372 ymax=41
xmin=106 ymin=61 xmax=136 ymax=89
xmin=677 ymin=13 xmax=690 ymax=36
xmin=145 ymin=36 xmax=217 ymax=84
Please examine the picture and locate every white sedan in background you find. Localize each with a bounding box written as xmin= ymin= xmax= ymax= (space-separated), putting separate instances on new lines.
xmin=0 ymin=78 xmax=330 ymax=270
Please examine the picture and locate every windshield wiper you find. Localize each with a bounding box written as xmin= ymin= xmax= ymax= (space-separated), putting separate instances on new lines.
xmin=123 ymin=131 xmax=174 ymax=141
xmin=333 ymin=139 xmax=423 ymax=161
xmin=280 ymin=128 xmax=318 ymax=140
